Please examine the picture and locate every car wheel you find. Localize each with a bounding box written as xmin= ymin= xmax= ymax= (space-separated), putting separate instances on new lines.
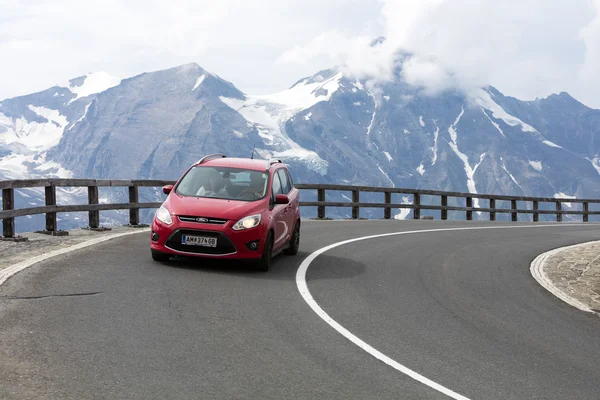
xmin=151 ymin=250 xmax=170 ymax=262
xmin=284 ymin=220 xmax=300 ymax=255
xmin=257 ymin=231 xmax=273 ymax=272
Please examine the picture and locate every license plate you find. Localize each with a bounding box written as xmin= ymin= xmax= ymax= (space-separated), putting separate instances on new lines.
xmin=181 ymin=235 xmax=217 ymax=247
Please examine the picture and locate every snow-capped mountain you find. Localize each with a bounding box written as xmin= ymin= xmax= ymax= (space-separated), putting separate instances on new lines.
xmin=1 ymin=59 xmax=600 ymax=231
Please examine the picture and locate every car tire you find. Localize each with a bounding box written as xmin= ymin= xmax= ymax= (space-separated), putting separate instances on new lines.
xmin=151 ymin=250 xmax=170 ymax=262
xmin=284 ymin=220 xmax=300 ymax=256
xmin=257 ymin=231 xmax=273 ymax=272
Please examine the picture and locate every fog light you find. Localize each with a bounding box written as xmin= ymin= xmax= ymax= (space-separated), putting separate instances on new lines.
xmin=151 ymin=231 xmax=160 ymax=242
xmin=246 ymin=240 xmax=260 ymax=250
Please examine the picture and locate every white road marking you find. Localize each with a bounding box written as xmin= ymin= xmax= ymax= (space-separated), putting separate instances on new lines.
xmin=296 ymin=223 xmax=598 ymax=400
xmin=530 ymin=241 xmax=600 ymax=314
xmin=0 ymin=228 xmax=150 ymax=288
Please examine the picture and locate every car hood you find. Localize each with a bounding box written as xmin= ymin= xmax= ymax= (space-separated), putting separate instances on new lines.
xmin=164 ymin=194 xmax=266 ymax=220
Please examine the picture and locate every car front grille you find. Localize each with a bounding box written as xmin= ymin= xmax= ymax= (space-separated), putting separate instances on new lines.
xmin=177 ymin=216 xmax=228 ymax=225
xmin=165 ymin=229 xmax=236 ymax=255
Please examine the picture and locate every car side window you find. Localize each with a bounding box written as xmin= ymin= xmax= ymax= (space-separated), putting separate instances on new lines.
xmin=271 ymin=171 xmax=282 ymax=204
xmin=285 ymin=169 xmax=294 ymax=189
xmin=277 ymin=169 xmax=291 ymax=194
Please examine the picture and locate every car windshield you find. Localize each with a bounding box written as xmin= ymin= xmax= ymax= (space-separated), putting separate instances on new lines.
xmin=175 ymin=166 xmax=269 ymax=201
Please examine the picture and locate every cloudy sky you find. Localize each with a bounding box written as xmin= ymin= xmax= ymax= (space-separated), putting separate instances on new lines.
xmin=1 ymin=0 xmax=599 ymax=108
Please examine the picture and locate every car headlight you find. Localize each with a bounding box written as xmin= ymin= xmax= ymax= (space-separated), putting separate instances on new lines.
xmin=232 ymin=214 xmax=261 ymax=231
xmin=155 ymin=205 xmax=173 ymax=225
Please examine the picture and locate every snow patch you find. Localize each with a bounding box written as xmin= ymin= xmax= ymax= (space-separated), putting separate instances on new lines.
xmin=0 ymin=153 xmax=72 ymax=180
xmin=67 ymin=72 xmax=121 ymax=103
xmin=543 ymin=140 xmax=562 ymax=148
xmin=352 ymin=80 xmax=364 ymax=91
xmin=192 ymin=74 xmax=206 ymax=91
xmin=383 ymin=95 xmax=390 ymax=101
xmin=353 ymin=101 xmax=362 ymax=106
xmin=431 ymin=122 xmax=440 ymax=165
xmin=0 ymin=106 xmax=69 ymax=152
xmin=470 ymin=88 xmax=537 ymax=133
xmin=383 ymin=151 xmax=393 ymax=162
xmin=480 ymin=108 xmax=506 ymax=138
xmin=417 ymin=163 xmax=425 ymax=175
xmin=585 ymin=156 xmax=600 ymax=176
xmin=419 ymin=116 xmax=425 ymax=127
xmin=528 ymin=160 xmax=543 ymax=171
xmin=500 ymin=157 xmax=523 ymax=190
xmin=232 ymin=129 xmax=244 ymax=138
xmin=377 ymin=165 xmax=395 ymax=187
xmin=447 ymin=106 xmax=486 ymax=209
xmin=304 ymin=112 xmax=312 ymax=121
xmin=365 ymin=91 xmax=378 ymax=136
xmin=218 ymin=74 xmax=341 ymax=175
xmin=251 ymin=71 xmax=342 ymax=112
xmin=554 ymin=192 xmax=576 ymax=208
xmin=403 ymin=129 xmax=410 ymax=135
xmin=68 ymin=102 xmax=92 ymax=131
xmin=394 ymin=196 xmax=413 ymax=220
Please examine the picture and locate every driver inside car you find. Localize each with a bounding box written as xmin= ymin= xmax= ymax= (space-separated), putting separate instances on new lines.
xmin=237 ymin=172 xmax=265 ymax=199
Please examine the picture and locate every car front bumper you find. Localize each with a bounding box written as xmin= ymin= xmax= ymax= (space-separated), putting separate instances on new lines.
xmin=150 ymin=217 xmax=267 ymax=260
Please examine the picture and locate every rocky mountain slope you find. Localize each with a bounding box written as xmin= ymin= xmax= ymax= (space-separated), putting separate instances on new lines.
xmin=2 ymin=58 xmax=600 ymax=231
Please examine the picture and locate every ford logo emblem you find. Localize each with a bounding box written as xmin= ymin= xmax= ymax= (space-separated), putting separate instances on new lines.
xmin=196 ymin=217 xmax=208 ymax=223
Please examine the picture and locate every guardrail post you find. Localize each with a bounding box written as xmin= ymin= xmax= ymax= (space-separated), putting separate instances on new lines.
xmin=489 ymin=198 xmax=496 ymax=221
xmin=441 ymin=195 xmax=448 ymax=220
xmin=384 ymin=192 xmax=391 ymax=219
xmin=129 ymin=186 xmax=139 ymax=225
xmin=88 ymin=186 xmax=99 ymax=228
xmin=352 ymin=190 xmax=359 ymax=219
xmin=2 ymin=188 xmax=14 ymax=238
xmin=583 ymin=202 xmax=589 ymax=223
xmin=556 ymin=201 xmax=562 ymax=222
xmin=45 ymin=185 xmax=57 ymax=232
xmin=533 ymin=201 xmax=539 ymax=222
xmin=413 ymin=193 xmax=421 ymax=220
xmin=466 ymin=197 xmax=473 ymax=220
xmin=511 ymin=199 xmax=518 ymax=222
xmin=317 ymin=188 xmax=326 ymax=219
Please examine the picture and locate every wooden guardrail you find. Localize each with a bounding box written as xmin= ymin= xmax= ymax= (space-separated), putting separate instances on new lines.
xmin=1 ymin=179 xmax=598 ymax=238
xmin=0 ymin=179 xmax=175 ymax=238
xmin=294 ymin=184 xmax=600 ymax=222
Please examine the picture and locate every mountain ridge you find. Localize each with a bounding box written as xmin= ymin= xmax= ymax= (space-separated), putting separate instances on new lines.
xmin=1 ymin=60 xmax=600 ymax=230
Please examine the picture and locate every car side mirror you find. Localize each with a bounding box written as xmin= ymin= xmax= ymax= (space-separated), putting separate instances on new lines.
xmin=275 ymin=194 xmax=289 ymax=204
xmin=162 ymin=185 xmax=174 ymax=195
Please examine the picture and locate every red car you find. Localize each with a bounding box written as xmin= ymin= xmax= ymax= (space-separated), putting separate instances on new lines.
xmin=150 ymin=154 xmax=301 ymax=271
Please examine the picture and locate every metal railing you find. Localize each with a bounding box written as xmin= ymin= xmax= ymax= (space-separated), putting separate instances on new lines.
xmin=1 ymin=179 xmax=599 ymax=238
xmin=294 ymin=184 xmax=600 ymax=222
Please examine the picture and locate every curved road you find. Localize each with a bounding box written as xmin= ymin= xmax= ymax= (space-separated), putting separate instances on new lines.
xmin=1 ymin=220 xmax=599 ymax=399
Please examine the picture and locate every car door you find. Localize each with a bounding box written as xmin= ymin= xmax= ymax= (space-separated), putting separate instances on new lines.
xmin=270 ymin=170 xmax=288 ymax=250
xmin=277 ymin=169 xmax=296 ymax=238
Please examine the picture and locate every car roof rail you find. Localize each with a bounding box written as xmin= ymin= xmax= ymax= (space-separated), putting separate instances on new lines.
xmin=196 ymin=154 xmax=226 ymax=164
xmin=266 ymin=158 xmax=283 ymax=170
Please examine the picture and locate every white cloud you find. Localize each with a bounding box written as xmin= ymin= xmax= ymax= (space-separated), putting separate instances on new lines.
xmin=579 ymin=1 xmax=600 ymax=83
xmin=0 ymin=0 xmax=599 ymax=109
xmin=278 ymin=0 xmax=600 ymax=108
xmin=0 ymin=0 xmax=380 ymax=99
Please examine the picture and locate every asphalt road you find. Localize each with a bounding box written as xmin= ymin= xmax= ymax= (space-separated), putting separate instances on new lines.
xmin=1 ymin=220 xmax=600 ymax=399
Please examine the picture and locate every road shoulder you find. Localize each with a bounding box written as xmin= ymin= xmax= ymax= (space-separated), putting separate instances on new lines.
xmin=0 ymin=226 xmax=150 ymax=286
xmin=532 ymin=241 xmax=600 ymax=314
